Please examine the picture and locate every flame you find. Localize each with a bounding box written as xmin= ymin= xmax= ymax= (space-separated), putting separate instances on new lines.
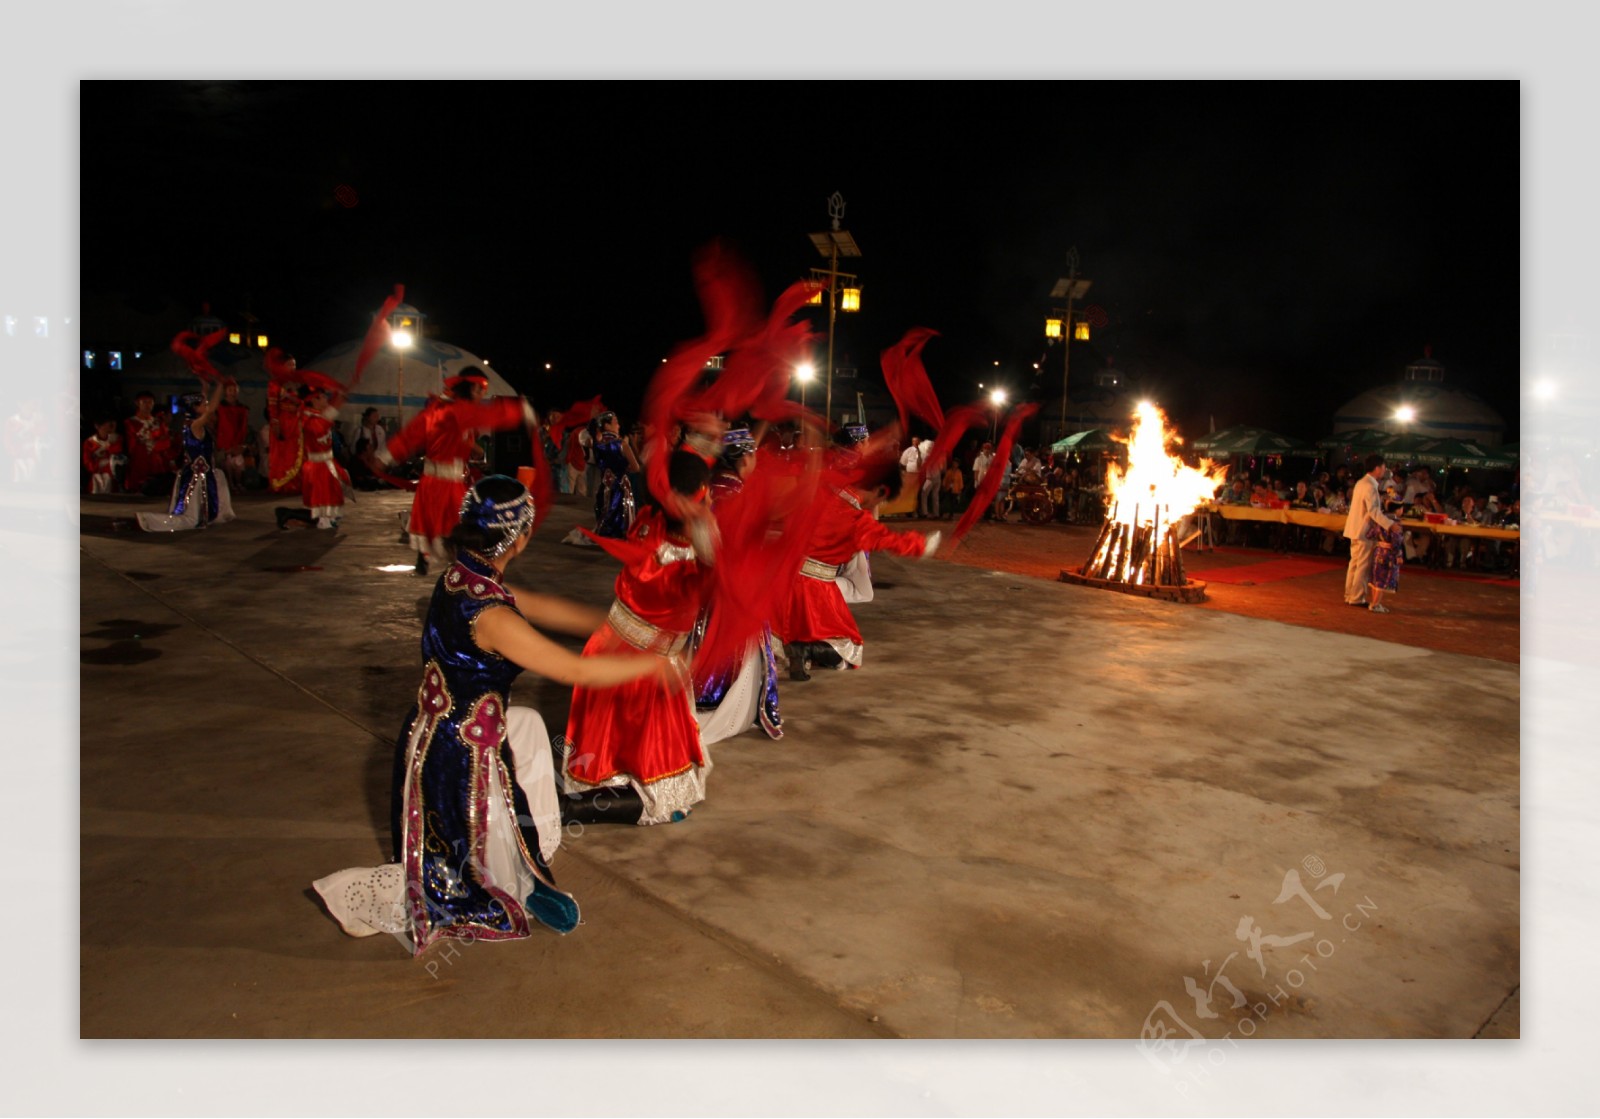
xmin=1105 ymin=401 xmax=1228 ymax=527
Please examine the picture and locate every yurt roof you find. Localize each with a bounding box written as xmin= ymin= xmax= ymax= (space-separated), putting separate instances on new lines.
xmin=307 ymin=336 xmax=516 ymax=419
xmin=1333 ymin=381 xmax=1505 ymax=444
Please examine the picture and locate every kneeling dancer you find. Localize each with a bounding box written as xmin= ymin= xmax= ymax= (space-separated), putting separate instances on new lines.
xmin=776 ymin=469 xmax=938 ymax=679
xmin=560 ymin=451 xmax=716 ymax=825
xmin=313 ymin=476 xmax=670 ymax=953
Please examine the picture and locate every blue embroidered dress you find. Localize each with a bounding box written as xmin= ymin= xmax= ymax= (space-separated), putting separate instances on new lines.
xmin=136 ymin=423 xmax=235 ymax=532
xmin=314 ymin=551 xmax=573 ymax=953
xmin=591 ymin=431 xmax=635 ymax=539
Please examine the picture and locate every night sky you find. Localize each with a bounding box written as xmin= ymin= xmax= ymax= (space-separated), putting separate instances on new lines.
xmin=80 ymin=80 xmax=1521 ymax=442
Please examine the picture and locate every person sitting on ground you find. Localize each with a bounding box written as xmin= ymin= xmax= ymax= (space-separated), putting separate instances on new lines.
xmin=82 ymin=417 xmax=124 ymax=495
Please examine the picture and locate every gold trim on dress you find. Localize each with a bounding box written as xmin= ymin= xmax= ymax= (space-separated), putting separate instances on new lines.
xmin=606 ymin=599 xmax=690 ymax=656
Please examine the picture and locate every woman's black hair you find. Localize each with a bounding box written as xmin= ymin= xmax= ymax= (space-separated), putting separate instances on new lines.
xmin=444 ymin=474 xmax=530 ymax=559
xmin=668 ymin=448 xmax=710 ymax=497
xmin=449 ymin=367 xmax=490 ymax=401
xmin=643 ymin=450 xmax=710 ymax=530
xmin=875 ymin=466 xmax=904 ymax=504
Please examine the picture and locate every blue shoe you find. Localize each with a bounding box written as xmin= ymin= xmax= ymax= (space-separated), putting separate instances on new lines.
xmin=525 ymin=878 xmax=580 ymax=934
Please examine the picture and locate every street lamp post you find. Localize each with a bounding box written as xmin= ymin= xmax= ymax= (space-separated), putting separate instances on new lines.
xmin=808 ymin=192 xmax=862 ymax=430
xmin=1046 ymin=248 xmax=1092 ymax=445
xmin=989 ymin=387 xmax=1007 ymax=442
xmin=389 ymin=302 xmax=419 ymax=424
xmin=795 ymin=362 xmax=815 ymax=416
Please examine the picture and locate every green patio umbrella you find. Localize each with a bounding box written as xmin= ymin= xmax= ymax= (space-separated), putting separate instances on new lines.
xmin=1410 ymin=438 xmax=1514 ymax=469
xmin=1050 ymin=428 xmax=1125 ymax=455
xmin=1191 ymin=424 xmax=1265 ymax=454
xmin=1193 ymin=427 xmax=1319 ymax=458
xmin=1318 ymin=428 xmax=1393 ymax=451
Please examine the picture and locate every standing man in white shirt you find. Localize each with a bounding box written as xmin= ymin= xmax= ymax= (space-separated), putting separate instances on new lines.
xmin=972 ymin=441 xmax=994 ymax=492
xmin=916 ymin=438 xmax=941 ymax=519
xmin=1343 ymin=453 xmax=1397 ymax=609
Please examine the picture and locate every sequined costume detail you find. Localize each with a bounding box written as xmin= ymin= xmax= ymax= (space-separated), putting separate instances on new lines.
xmin=591 ymin=431 xmax=636 ymax=539
xmin=136 ymin=423 xmax=235 ymax=532
xmin=380 ymin=551 xmax=572 ymax=953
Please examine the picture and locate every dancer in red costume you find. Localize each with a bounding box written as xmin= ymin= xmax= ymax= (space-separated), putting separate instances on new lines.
xmin=369 ymin=368 xmax=536 ymax=576
xmin=774 ymin=452 xmax=941 ymax=680
xmin=275 ymin=373 xmax=351 ymax=530
xmin=214 ymin=378 xmax=252 ymax=491
xmin=82 ymin=417 xmax=123 ymax=494
xmin=559 ymin=450 xmax=718 ymax=827
xmin=123 ymin=391 xmax=173 ymax=495
xmin=264 ymin=358 xmax=304 ymax=495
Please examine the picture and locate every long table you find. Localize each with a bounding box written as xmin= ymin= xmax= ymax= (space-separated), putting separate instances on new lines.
xmin=1205 ymin=503 xmax=1521 ymax=541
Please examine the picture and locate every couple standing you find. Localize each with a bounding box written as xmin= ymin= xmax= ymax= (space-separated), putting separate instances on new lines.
xmin=1342 ymin=453 xmax=1404 ymax=613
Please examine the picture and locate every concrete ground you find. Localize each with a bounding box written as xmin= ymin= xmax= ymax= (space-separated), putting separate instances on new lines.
xmin=78 ymin=486 xmax=1519 ymax=1039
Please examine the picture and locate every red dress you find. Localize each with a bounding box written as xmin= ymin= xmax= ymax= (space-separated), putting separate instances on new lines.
xmin=266 ymin=384 xmax=303 ymax=494
xmin=381 ymin=396 xmax=529 ymax=553
xmin=773 ymin=488 xmax=928 ymax=663
xmin=215 ymin=402 xmax=251 ymax=457
xmin=122 ymin=412 xmax=172 ymax=493
xmin=563 ymin=509 xmax=714 ymax=824
xmin=298 ymin=405 xmax=351 ymax=517
xmin=82 ymin=432 xmax=122 ymax=493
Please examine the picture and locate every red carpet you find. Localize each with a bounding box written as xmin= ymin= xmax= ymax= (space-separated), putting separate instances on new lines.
xmin=1185 ymin=557 xmax=1340 ymax=585
xmin=1186 ymin=551 xmax=1517 ymax=588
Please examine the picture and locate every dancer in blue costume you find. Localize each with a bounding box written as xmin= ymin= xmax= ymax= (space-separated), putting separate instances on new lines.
xmin=136 ymin=385 xmax=235 ymax=532
xmin=314 ymin=475 xmax=680 ymax=955
xmin=692 ymin=428 xmax=783 ymax=744
xmin=590 ymin=409 xmax=639 ymax=539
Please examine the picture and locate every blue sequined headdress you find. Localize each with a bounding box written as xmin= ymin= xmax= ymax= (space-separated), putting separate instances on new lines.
xmin=458 ymin=475 xmax=537 ymax=557
xmin=842 ymin=423 xmax=869 ymax=445
xmin=721 ymin=427 xmax=757 ymax=461
xmin=178 ymin=393 xmax=204 ymax=417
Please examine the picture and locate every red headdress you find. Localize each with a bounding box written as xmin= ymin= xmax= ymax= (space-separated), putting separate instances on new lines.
xmin=443 ymin=369 xmax=492 ymax=399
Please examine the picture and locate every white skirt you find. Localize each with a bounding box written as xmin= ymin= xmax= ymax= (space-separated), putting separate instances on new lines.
xmin=313 ymin=705 xmax=564 ymax=946
xmin=137 ymin=470 xmax=235 ymax=532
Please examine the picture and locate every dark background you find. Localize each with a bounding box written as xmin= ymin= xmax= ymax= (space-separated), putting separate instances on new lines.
xmin=80 ymin=80 xmax=1520 ymax=441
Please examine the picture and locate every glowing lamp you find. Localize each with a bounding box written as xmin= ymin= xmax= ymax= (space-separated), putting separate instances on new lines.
xmin=840 ymin=286 xmax=861 ymax=312
xmin=1394 ymin=405 xmax=1416 ymax=423
xmin=256 ymin=334 xmax=269 ymax=349
xmin=391 ymin=330 xmax=414 ymax=349
xmin=1045 ymin=317 xmax=1063 ymax=340
xmin=796 ymin=363 xmax=816 ymax=383
xmin=807 ymin=287 xmax=823 ymax=306
xmin=228 ymin=332 xmax=242 ymax=345
xmin=1074 ymin=321 xmax=1091 ymax=341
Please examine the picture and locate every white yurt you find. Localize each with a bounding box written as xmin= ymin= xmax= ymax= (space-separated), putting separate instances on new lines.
xmin=1332 ymin=348 xmax=1507 ymax=445
xmin=306 ymin=302 xmax=517 ymax=432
